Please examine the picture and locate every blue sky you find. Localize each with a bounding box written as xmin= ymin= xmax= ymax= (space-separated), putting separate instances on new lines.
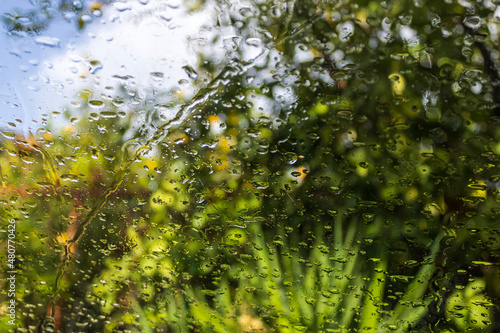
xmin=0 ymin=0 xmax=212 ymax=135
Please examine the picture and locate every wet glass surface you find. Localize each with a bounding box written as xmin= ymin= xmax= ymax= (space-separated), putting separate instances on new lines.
xmin=1 ymin=0 xmax=500 ymax=332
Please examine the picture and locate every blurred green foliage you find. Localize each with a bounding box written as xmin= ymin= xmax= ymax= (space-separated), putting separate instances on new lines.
xmin=1 ymin=0 xmax=500 ymax=332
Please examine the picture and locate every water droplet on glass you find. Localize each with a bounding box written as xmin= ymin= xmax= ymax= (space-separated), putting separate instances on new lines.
xmin=150 ymin=72 xmax=164 ymax=82
xmin=35 ymin=37 xmax=61 ymax=48
xmin=239 ymin=7 xmax=253 ymax=17
xmin=366 ymin=17 xmax=380 ymax=26
xmin=17 ymin=17 xmax=32 ymax=26
xmin=1 ymin=131 xmax=16 ymax=139
xmin=182 ymin=66 xmax=198 ymax=79
xmin=80 ymin=14 xmax=93 ymax=24
xmin=245 ymin=38 xmax=262 ymax=47
xmin=87 ymin=60 xmax=103 ymax=74
xmin=463 ymin=16 xmax=481 ymax=29
xmin=284 ymin=152 xmax=298 ymax=165
xmin=100 ymin=111 xmax=117 ymax=119
xmin=114 ymin=2 xmax=131 ymax=11
xmin=73 ymin=0 xmax=83 ymax=9
xmin=89 ymin=100 xmax=105 ymax=109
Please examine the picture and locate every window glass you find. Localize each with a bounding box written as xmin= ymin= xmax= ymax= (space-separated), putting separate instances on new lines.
xmin=1 ymin=0 xmax=500 ymax=331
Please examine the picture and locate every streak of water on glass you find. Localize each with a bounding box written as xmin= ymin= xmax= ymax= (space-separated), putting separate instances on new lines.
xmin=46 ymin=2 xmax=324 ymax=311
xmin=48 ymin=45 xmax=271 ymax=313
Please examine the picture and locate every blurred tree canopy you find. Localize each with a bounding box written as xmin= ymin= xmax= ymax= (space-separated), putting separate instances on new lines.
xmin=1 ymin=0 xmax=500 ymax=332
